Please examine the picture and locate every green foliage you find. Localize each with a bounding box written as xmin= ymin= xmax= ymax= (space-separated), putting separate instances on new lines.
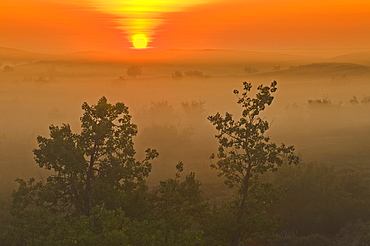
xmin=0 ymin=198 xmax=11 ymax=239
xmin=273 ymin=162 xmax=370 ymax=236
xmin=209 ymin=81 xmax=298 ymax=189
xmin=208 ymin=81 xmax=298 ymax=246
xmin=151 ymin=162 xmax=209 ymax=231
xmin=3 ymin=164 xmax=208 ymax=245
xmin=3 ymin=97 xmax=210 ymax=245
xmin=12 ymin=97 xmax=158 ymax=217
xmin=2 ymin=208 xmax=204 ymax=246
xmin=203 ymin=182 xmax=281 ymax=246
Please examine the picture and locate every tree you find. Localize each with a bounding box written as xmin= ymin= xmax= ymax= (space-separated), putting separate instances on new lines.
xmin=244 ymin=66 xmax=258 ymax=74
xmin=3 ymin=66 xmax=13 ymax=72
xmin=172 ymin=71 xmax=183 ymax=79
xmin=151 ymin=162 xmax=208 ymax=231
xmin=2 ymin=97 xmax=212 ymax=245
xmin=208 ymin=81 xmax=299 ymax=246
xmin=126 ymin=65 xmax=142 ymax=78
xmin=12 ymin=97 xmax=158 ymax=217
xmin=181 ymin=100 xmax=207 ymax=120
xmin=184 ymin=70 xmax=210 ymax=79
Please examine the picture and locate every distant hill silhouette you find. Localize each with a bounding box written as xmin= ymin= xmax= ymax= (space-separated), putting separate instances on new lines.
xmin=130 ymin=49 xmax=318 ymax=65
xmin=0 ymin=46 xmax=320 ymax=64
xmin=0 ymin=47 xmax=50 ymax=61
xmin=330 ymin=51 xmax=370 ymax=66
xmin=62 ymin=51 xmax=115 ymax=61
xmin=2 ymin=46 xmax=369 ymax=68
xmin=255 ymin=62 xmax=370 ymax=79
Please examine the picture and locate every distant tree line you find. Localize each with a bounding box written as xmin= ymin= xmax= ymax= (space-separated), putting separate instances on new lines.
xmin=172 ymin=70 xmax=211 ymax=79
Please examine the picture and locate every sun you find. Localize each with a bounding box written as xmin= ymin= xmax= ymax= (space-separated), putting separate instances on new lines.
xmin=132 ymin=34 xmax=149 ymax=49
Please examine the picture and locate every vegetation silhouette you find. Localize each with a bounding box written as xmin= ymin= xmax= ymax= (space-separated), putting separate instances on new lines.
xmin=126 ymin=65 xmax=142 ymax=78
xmin=2 ymin=97 xmax=207 ymax=245
xmin=3 ymin=81 xmax=370 ymax=245
xmin=208 ymin=81 xmax=299 ymax=246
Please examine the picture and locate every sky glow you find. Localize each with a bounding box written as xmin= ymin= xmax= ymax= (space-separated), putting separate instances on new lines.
xmin=86 ymin=0 xmax=214 ymax=48
xmin=1 ymin=0 xmax=369 ymax=53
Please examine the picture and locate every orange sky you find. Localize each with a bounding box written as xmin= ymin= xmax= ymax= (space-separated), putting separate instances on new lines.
xmin=1 ymin=0 xmax=370 ymax=53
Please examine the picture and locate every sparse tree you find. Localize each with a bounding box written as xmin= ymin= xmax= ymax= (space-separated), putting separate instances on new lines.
xmin=3 ymin=66 xmax=13 ymax=72
xmin=361 ymin=96 xmax=370 ymax=105
xmin=184 ymin=70 xmax=210 ymax=79
xmin=126 ymin=65 xmax=142 ymax=78
xmin=244 ymin=66 xmax=258 ymax=74
xmin=349 ymin=96 xmax=359 ymax=105
xmin=208 ymin=81 xmax=299 ymax=246
xmin=308 ymin=96 xmax=332 ymax=107
xmin=181 ymin=100 xmax=206 ymax=119
xmin=172 ymin=71 xmax=183 ymax=79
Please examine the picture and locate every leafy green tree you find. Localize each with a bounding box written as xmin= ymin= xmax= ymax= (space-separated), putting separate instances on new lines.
xmin=3 ymin=97 xmax=209 ymax=245
xmin=12 ymin=97 xmax=158 ymax=217
xmin=208 ymin=81 xmax=299 ymax=246
xmin=151 ymin=162 xmax=208 ymax=231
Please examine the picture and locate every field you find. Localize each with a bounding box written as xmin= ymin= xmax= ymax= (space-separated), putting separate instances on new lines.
xmin=1 ymin=47 xmax=370 ymax=191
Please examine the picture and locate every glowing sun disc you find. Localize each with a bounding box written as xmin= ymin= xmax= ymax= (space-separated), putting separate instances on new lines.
xmin=132 ymin=34 xmax=149 ymax=49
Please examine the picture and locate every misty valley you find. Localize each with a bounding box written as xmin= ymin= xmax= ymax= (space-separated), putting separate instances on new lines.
xmin=1 ymin=47 xmax=370 ymax=245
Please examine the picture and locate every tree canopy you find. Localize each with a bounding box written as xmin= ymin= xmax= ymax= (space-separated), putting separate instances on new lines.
xmin=208 ymin=81 xmax=299 ymax=246
xmin=14 ymin=97 xmax=158 ymax=217
xmin=3 ymin=97 xmax=210 ymax=245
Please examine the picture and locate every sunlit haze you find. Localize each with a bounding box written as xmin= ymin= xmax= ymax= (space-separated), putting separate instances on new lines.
xmin=2 ymin=0 xmax=370 ymax=244
xmin=0 ymin=0 xmax=369 ymax=54
xmin=87 ymin=0 xmax=213 ymax=48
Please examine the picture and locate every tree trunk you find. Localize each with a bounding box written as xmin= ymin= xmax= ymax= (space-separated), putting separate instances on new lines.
xmin=84 ymin=142 xmax=98 ymax=216
xmin=231 ymin=165 xmax=252 ymax=246
xmin=84 ymin=167 xmax=93 ymax=216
